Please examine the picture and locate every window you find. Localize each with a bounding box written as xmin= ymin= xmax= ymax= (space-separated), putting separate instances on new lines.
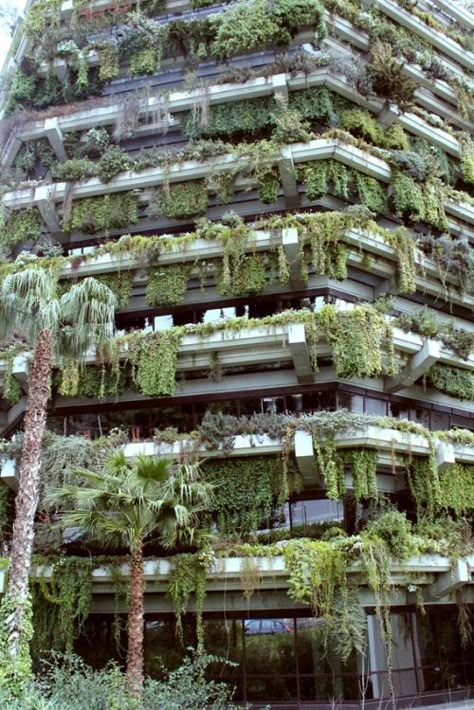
xmin=390 ymin=402 xmax=409 ymax=420
xmin=291 ymin=499 xmax=343 ymax=526
xmin=244 ymin=617 xmax=297 ymax=701
xmin=365 ymin=397 xmax=386 ymax=416
xmin=431 ymin=411 xmax=449 ymax=430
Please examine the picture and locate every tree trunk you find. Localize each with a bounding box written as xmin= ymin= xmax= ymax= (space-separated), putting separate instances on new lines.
xmin=127 ymin=541 xmax=144 ymax=696
xmin=6 ymin=328 xmax=54 ymax=650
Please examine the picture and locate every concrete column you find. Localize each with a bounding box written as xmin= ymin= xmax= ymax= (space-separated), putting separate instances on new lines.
xmin=34 ymin=185 xmax=62 ymax=234
xmin=44 ymin=117 xmax=68 ymax=161
xmin=288 ymin=323 xmax=313 ymax=384
xmin=385 ymin=339 xmax=440 ymax=393
xmin=282 ymin=227 xmax=305 ymax=290
xmin=278 ymin=147 xmax=299 ymax=209
xmin=294 ymin=430 xmax=315 ymax=485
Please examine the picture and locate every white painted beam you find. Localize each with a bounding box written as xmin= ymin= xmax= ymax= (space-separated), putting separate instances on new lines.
xmin=436 ymin=441 xmax=455 ymax=471
xmin=34 ymin=185 xmax=62 ymax=234
xmin=374 ymin=275 xmax=400 ymax=300
xmin=377 ymin=103 xmax=399 ymax=128
xmin=385 ymin=339 xmax=441 ymax=393
xmin=430 ymin=558 xmax=471 ymax=599
xmin=288 ymin=323 xmax=313 ymax=385
xmin=44 ymin=117 xmax=68 ymax=161
xmin=271 ymin=73 xmax=288 ymax=103
xmin=294 ymin=430 xmax=315 ymax=484
xmin=278 ymin=147 xmax=299 ymax=209
xmin=281 ymin=227 xmax=305 ymax=290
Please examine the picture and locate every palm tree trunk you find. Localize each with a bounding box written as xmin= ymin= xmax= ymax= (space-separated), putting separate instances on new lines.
xmin=6 ymin=328 xmax=54 ymax=650
xmin=127 ymin=541 xmax=144 ymax=696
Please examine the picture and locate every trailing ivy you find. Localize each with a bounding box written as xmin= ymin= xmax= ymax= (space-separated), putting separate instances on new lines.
xmin=313 ymin=434 xmax=345 ymax=500
xmin=149 ymin=181 xmax=208 ymax=220
xmin=209 ymin=0 xmax=326 ymax=60
xmin=298 ymin=160 xmax=387 ymax=214
xmin=459 ymin=134 xmax=474 ymax=185
xmin=33 ymin=556 xmax=93 ymax=654
xmin=201 ymin=456 xmax=293 ymax=536
xmin=382 ymin=226 xmax=416 ymax=293
xmin=127 ymin=330 xmax=182 ymax=397
xmin=168 ymin=552 xmax=208 ymax=651
xmin=318 ymin=303 xmax=395 ymax=378
xmin=427 ymin=364 xmax=474 ymax=401
xmin=348 ymin=449 xmax=378 ymax=501
xmin=183 ymin=95 xmax=277 ymax=140
xmin=62 ymin=193 xmax=139 ymax=234
xmin=146 ymin=265 xmax=189 ymax=307
xmin=391 ymin=173 xmax=448 ymax=230
xmin=0 ymin=209 xmax=43 ymax=251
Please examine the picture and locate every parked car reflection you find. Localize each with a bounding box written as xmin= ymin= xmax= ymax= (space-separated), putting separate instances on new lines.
xmin=244 ymin=619 xmax=292 ymax=635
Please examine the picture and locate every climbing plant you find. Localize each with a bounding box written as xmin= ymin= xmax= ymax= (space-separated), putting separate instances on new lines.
xmin=168 ymin=552 xmax=208 ymax=650
xmin=318 ymin=303 xmax=395 ymax=378
xmin=427 ymin=364 xmax=474 ymax=401
xmin=62 ymin=193 xmax=139 ymax=234
xmin=146 ymin=266 xmax=189 ymax=307
xmin=149 ymin=181 xmax=208 ymax=220
xmin=201 ymin=456 xmax=292 ymax=536
xmin=33 ymin=556 xmax=92 ymax=654
xmin=0 ymin=209 xmax=43 ymax=251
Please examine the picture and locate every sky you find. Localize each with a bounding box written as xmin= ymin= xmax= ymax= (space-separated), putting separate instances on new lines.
xmin=0 ymin=0 xmax=27 ymax=66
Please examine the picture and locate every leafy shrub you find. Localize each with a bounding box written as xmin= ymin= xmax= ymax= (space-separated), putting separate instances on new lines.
xmin=0 ymin=653 xmax=240 ymax=709
xmin=364 ymin=510 xmax=417 ymax=558
xmin=0 ymin=209 xmax=43 ymax=250
xmin=149 ymin=181 xmax=208 ymax=220
xmin=427 ymin=364 xmax=474 ymax=400
xmin=96 ymin=148 xmax=131 ymax=183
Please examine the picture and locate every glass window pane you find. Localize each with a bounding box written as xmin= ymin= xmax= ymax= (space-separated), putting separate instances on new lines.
xmin=291 ymin=499 xmax=343 ymax=527
xmin=431 ymin=411 xmax=449 ymax=431
xmin=390 ymin=402 xmax=409 ymax=420
xmin=144 ymin=619 xmax=188 ymax=676
xmin=365 ymin=398 xmax=386 ymax=416
xmin=297 ymin=618 xmax=358 ymax=701
xmin=410 ymin=407 xmax=430 ymax=427
xmin=203 ymin=620 xmax=243 ymax=678
xmin=245 ymin=618 xmax=296 ymax=701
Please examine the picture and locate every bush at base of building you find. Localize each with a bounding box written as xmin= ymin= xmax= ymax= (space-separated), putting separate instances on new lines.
xmin=0 ymin=652 xmax=240 ymax=710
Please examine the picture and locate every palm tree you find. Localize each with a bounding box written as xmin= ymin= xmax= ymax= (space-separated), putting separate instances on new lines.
xmin=49 ymin=452 xmax=213 ymax=696
xmin=0 ymin=267 xmax=116 ymax=666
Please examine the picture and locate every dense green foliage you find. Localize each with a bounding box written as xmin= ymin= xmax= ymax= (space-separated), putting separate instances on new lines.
xmin=0 ymin=652 xmax=241 ymax=709
xmin=427 ymin=364 xmax=474 ymax=400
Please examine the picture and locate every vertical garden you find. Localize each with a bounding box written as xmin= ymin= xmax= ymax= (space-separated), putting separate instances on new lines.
xmin=0 ymin=0 xmax=473 ymax=705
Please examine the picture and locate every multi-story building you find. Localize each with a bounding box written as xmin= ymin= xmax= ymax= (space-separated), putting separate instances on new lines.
xmin=0 ymin=0 xmax=473 ymax=706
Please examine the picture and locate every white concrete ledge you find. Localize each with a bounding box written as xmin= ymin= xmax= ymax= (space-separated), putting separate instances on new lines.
xmin=3 ymin=64 xmax=468 ymax=168
xmin=373 ymin=0 xmax=474 ymax=71
xmin=6 ymin=552 xmax=470 ymax=600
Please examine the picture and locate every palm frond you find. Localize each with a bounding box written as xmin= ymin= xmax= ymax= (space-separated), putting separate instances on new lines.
xmin=0 ymin=267 xmax=61 ymax=343
xmin=135 ymin=455 xmax=171 ymax=483
xmin=59 ymin=277 xmax=116 ymax=356
xmin=51 ymin=454 xmax=213 ymax=553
